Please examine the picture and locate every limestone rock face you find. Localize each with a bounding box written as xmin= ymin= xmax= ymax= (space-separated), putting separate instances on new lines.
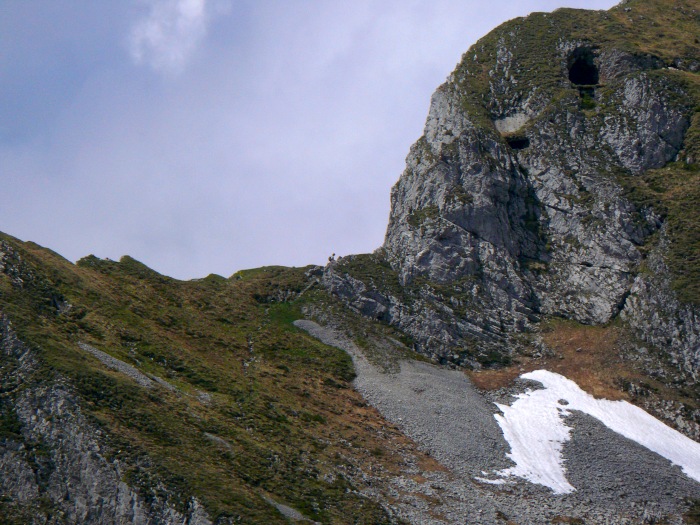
xmin=518 ymin=72 xmax=687 ymax=324
xmin=620 ymin=229 xmax=700 ymax=381
xmin=383 ymin=71 xmax=688 ymax=345
xmin=329 ymin=5 xmax=699 ymax=376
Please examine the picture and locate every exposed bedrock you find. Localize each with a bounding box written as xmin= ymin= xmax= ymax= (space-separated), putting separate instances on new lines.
xmin=325 ymin=28 xmax=698 ymax=378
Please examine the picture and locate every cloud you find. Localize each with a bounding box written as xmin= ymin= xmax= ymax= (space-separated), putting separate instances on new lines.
xmin=2 ymin=0 xmax=620 ymax=279
xmin=129 ymin=0 xmax=215 ymax=73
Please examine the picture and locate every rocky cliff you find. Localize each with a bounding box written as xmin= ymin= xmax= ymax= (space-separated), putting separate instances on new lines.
xmin=325 ymin=0 xmax=700 ymax=383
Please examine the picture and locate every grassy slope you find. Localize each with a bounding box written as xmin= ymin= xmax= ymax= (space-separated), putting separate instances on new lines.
xmin=0 ymin=232 xmax=423 ymax=524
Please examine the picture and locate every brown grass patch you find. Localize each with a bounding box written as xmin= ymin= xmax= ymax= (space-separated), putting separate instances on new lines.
xmin=468 ymin=321 xmax=639 ymax=400
xmin=326 ymin=383 xmax=450 ymax=479
xmin=551 ymin=516 xmax=584 ymax=525
xmin=467 ymin=366 xmax=526 ymax=392
xmin=416 ymin=454 xmax=451 ymax=474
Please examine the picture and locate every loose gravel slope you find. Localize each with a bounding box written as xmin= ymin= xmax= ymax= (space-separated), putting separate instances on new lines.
xmin=295 ymin=318 xmax=700 ymax=525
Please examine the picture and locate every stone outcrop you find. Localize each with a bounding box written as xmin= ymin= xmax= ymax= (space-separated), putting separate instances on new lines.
xmin=621 ymin=229 xmax=700 ymax=381
xmin=324 ymin=4 xmax=699 ymax=381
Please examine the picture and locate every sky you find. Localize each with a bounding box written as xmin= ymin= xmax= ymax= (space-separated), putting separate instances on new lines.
xmin=0 ymin=0 xmax=618 ymax=279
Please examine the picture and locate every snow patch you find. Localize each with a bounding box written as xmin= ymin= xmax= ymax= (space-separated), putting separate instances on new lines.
xmin=485 ymin=370 xmax=700 ymax=494
xmin=474 ymin=476 xmax=509 ymax=486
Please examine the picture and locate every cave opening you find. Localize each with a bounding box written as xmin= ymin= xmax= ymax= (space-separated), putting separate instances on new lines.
xmin=568 ymin=48 xmax=599 ymax=86
xmin=506 ymin=136 xmax=530 ymax=150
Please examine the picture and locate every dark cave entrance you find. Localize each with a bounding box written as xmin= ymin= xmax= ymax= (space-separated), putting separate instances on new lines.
xmin=506 ymin=136 xmax=530 ymax=150
xmin=568 ymin=48 xmax=599 ymax=85
xmin=568 ymin=48 xmax=599 ymax=109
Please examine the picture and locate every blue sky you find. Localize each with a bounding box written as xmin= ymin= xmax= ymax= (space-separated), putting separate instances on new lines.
xmin=0 ymin=0 xmax=617 ymax=279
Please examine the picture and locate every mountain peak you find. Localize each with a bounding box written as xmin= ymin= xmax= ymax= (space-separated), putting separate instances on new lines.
xmin=2 ymin=2 xmax=700 ymax=523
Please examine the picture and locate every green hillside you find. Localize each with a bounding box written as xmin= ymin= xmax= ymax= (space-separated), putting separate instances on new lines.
xmin=0 ymin=233 xmax=419 ymax=523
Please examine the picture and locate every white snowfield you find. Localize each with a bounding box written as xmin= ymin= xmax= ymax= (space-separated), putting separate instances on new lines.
xmin=480 ymin=370 xmax=700 ymax=494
